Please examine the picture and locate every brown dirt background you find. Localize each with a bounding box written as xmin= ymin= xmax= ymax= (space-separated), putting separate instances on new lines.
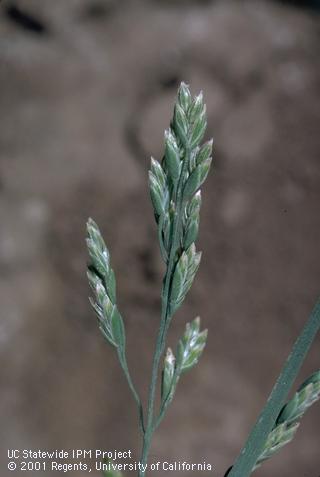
xmin=0 ymin=1 xmax=320 ymax=476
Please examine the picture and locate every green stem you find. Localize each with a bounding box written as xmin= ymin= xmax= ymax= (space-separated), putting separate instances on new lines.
xmin=228 ymin=298 xmax=320 ymax=477
xmin=138 ymin=148 xmax=190 ymax=477
xmin=119 ymin=352 xmax=145 ymax=434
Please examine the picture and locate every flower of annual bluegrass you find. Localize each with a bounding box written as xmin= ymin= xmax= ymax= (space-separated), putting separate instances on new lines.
xmin=86 ymin=218 xmax=125 ymax=353
xmin=86 ymin=82 xmax=320 ymax=477
xmin=161 ymin=348 xmax=176 ymax=403
xmin=87 ymin=83 xmax=320 ymax=477
xmin=176 ymin=316 xmax=208 ymax=373
xmin=169 ymin=244 xmax=202 ymax=314
xmin=160 ymin=317 xmax=208 ymax=410
xmin=86 ymin=82 xmax=212 ymax=477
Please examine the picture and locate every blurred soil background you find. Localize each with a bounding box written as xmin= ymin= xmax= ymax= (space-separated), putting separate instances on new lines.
xmin=0 ymin=0 xmax=320 ymax=476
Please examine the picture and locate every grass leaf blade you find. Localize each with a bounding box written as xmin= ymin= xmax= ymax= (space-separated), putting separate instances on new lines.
xmin=228 ymin=298 xmax=320 ymax=477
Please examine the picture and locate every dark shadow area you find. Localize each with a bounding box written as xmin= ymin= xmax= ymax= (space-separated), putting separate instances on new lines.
xmin=278 ymin=0 xmax=320 ymax=10
xmin=4 ymin=4 xmax=49 ymax=35
xmin=80 ymin=1 xmax=116 ymax=21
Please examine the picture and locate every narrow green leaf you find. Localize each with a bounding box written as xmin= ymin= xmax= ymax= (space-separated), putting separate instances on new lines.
xmin=228 ymin=298 xmax=320 ymax=477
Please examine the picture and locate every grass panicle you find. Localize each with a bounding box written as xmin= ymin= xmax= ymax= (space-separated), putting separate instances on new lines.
xmin=85 ymin=82 xmax=319 ymax=477
xmin=86 ymin=82 xmax=212 ymax=477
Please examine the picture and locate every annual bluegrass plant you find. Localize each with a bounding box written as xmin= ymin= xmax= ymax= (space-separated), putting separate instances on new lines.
xmin=86 ymin=83 xmax=320 ymax=477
